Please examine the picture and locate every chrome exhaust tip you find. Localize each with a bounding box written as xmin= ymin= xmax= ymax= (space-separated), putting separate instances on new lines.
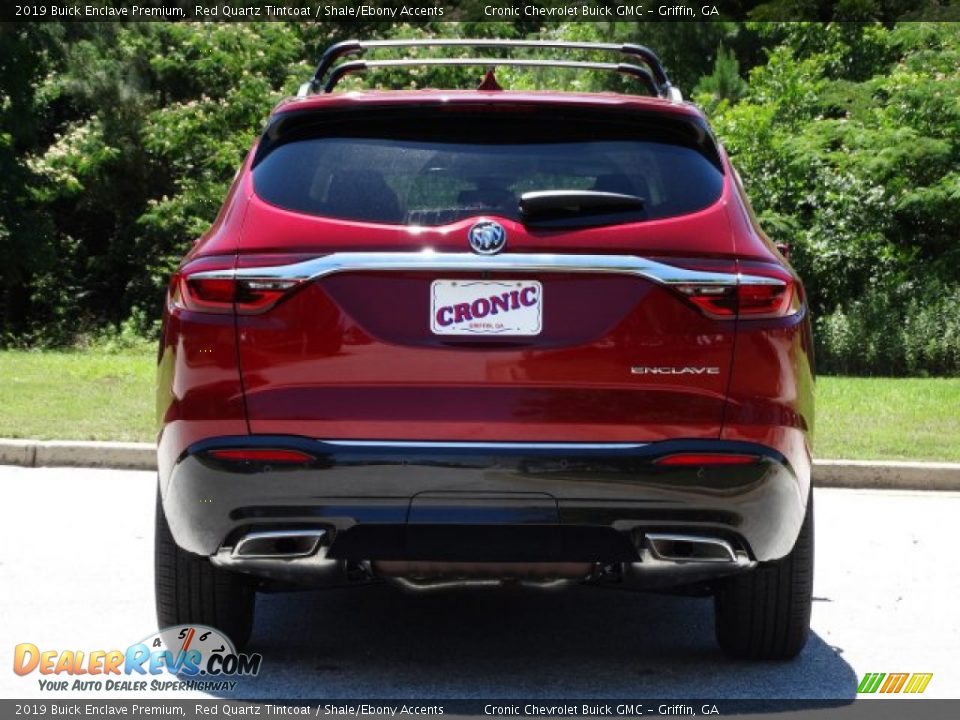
xmin=214 ymin=528 xmax=349 ymax=586
xmin=232 ymin=529 xmax=326 ymax=559
xmin=644 ymin=533 xmax=738 ymax=563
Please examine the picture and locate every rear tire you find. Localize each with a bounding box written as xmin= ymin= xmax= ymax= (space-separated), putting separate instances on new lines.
xmin=154 ymin=491 xmax=255 ymax=649
xmin=714 ymin=491 xmax=814 ymax=660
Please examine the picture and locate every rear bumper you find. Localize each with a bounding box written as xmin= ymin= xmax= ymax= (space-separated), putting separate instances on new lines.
xmin=160 ymin=436 xmax=807 ymax=573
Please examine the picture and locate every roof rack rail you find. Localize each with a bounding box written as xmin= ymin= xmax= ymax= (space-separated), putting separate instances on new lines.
xmin=321 ymin=58 xmax=659 ymax=97
xmin=299 ymin=39 xmax=682 ymax=101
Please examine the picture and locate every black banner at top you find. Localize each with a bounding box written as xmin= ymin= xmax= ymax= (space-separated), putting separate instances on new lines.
xmin=5 ymin=0 xmax=960 ymax=23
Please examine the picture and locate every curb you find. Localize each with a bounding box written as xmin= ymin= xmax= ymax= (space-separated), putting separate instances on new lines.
xmin=1 ymin=439 xmax=959 ymax=491
xmin=0 ymin=439 xmax=154 ymax=471
xmin=813 ymin=459 xmax=960 ymax=491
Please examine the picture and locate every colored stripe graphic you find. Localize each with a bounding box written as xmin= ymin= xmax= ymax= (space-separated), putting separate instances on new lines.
xmin=880 ymin=673 xmax=909 ymax=693
xmin=904 ymin=673 xmax=934 ymax=694
xmin=858 ymin=672 xmax=933 ymax=694
xmin=857 ymin=673 xmax=885 ymax=693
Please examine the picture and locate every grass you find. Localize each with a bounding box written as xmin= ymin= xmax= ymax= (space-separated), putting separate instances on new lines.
xmin=0 ymin=350 xmax=155 ymax=443
xmin=0 ymin=350 xmax=958 ymax=461
xmin=816 ymin=376 xmax=960 ymax=462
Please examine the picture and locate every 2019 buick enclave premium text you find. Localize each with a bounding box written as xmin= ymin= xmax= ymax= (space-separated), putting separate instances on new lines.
xmin=155 ymin=40 xmax=815 ymax=660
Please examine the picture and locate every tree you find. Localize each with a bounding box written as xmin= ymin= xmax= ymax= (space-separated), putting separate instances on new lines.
xmin=707 ymin=22 xmax=960 ymax=374
xmin=695 ymin=45 xmax=748 ymax=103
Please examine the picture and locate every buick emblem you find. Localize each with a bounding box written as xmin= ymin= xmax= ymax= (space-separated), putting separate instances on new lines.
xmin=467 ymin=220 xmax=507 ymax=255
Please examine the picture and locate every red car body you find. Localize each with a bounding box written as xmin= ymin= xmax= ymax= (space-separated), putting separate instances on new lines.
xmin=155 ymin=45 xmax=815 ymax=660
xmin=160 ymin=91 xmax=813 ymax=465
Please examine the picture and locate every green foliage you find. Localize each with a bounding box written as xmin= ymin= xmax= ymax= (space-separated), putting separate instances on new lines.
xmin=817 ymin=281 xmax=960 ymax=376
xmin=695 ymin=46 xmax=748 ymax=103
xmin=0 ymin=24 xmax=64 ymax=344
xmin=706 ymin=22 xmax=960 ymax=374
xmin=13 ymin=24 xmax=315 ymax=343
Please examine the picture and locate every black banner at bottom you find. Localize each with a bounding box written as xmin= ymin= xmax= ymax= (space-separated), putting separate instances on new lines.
xmin=3 ymin=700 xmax=960 ymax=720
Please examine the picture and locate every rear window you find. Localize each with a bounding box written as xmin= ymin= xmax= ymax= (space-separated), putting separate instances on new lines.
xmin=253 ymin=110 xmax=724 ymax=227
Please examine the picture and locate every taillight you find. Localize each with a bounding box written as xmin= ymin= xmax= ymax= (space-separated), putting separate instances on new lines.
xmin=169 ymin=256 xmax=305 ymax=315
xmin=667 ymin=261 xmax=800 ymax=320
xmin=172 ymin=276 xmax=234 ymax=314
xmin=736 ymin=278 xmax=797 ymax=317
xmin=673 ymin=284 xmax=738 ymax=317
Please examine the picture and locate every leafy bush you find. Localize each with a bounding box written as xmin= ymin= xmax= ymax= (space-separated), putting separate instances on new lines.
xmin=817 ymin=281 xmax=960 ymax=376
xmin=704 ymin=22 xmax=960 ymax=375
xmin=817 ymin=293 xmax=960 ymax=379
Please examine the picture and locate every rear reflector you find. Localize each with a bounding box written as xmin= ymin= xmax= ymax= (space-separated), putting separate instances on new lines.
xmin=655 ymin=453 xmax=759 ymax=466
xmin=208 ymin=449 xmax=315 ymax=464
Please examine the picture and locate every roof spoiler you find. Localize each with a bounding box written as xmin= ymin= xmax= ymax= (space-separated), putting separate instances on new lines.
xmin=298 ymin=39 xmax=682 ymax=102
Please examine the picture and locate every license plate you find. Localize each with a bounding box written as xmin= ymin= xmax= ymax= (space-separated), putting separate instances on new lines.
xmin=430 ymin=280 xmax=543 ymax=336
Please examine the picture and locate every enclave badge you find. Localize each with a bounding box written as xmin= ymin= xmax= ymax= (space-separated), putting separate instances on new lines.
xmin=631 ymin=366 xmax=721 ymax=375
xmin=467 ymin=220 xmax=507 ymax=255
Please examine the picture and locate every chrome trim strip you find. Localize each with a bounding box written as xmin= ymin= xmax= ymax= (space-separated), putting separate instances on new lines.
xmin=322 ymin=440 xmax=647 ymax=450
xmin=192 ymin=251 xmax=783 ymax=288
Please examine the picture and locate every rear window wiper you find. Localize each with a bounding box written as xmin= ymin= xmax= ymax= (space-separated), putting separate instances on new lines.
xmin=518 ymin=190 xmax=646 ymax=226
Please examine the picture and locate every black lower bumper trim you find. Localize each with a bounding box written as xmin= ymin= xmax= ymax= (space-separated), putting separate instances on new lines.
xmin=160 ymin=436 xmax=807 ymax=567
xmin=331 ymin=523 xmax=637 ymax=563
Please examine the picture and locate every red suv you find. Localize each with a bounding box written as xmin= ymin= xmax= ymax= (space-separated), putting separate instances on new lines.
xmin=155 ymin=40 xmax=814 ymax=660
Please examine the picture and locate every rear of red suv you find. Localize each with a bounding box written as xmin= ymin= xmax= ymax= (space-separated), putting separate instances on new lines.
xmin=155 ymin=40 xmax=814 ymax=660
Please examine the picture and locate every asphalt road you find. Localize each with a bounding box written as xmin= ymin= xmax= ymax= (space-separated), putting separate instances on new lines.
xmin=1 ymin=465 xmax=958 ymax=700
